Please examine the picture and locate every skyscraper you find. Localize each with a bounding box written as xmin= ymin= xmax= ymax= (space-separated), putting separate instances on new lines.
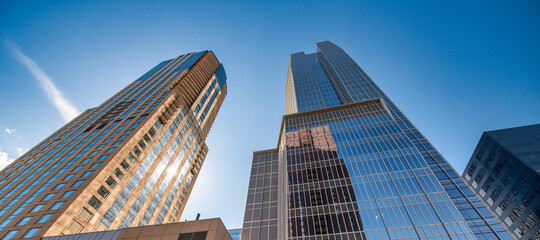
xmin=241 ymin=41 xmax=513 ymax=239
xmin=463 ymin=124 xmax=540 ymax=239
xmin=0 ymin=50 xmax=227 ymax=239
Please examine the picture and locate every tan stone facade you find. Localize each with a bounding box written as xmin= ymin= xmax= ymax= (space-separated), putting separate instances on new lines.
xmin=0 ymin=51 xmax=227 ymax=239
xmin=42 ymin=218 xmax=233 ymax=240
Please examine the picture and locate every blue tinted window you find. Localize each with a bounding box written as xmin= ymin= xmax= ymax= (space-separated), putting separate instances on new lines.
xmin=105 ymin=148 xmax=116 ymax=153
xmin=81 ymin=158 xmax=92 ymax=163
xmin=15 ymin=217 xmax=32 ymax=226
xmin=71 ymin=180 xmax=85 ymax=188
xmin=61 ymin=190 xmax=76 ymax=198
xmin=81 ymin=170 xmax=94 ymax=177
xmin=63 ymin=174 xmax=75 ymax=181
xmin=52 ymin=183 xmax=66 ymax=190
xmin=89 ymin=151 xmax=99 ymax=156
xmin=29 ymin=204 xmax=45 ymax=213
xmin=2 ymin=230 xmax=19 ymax=240
xmin=72 ymin=165 xmax=84 ymax=172
xmin=22 ymin=228 xmax=40 ymax=238
xmin=89 ymin=162 xmax=102 ymax=169
xmin=49 ymin=201 xmax=65 ymax=210
xmin=42 ymin=193 xmax=56 ymax=201
xmin=36 ymin=214 xmax=53 ymax=224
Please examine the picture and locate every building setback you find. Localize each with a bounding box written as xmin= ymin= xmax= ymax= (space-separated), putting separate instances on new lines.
xmin=241 ymin=41 xmax=513 ymax=239
xmin=0 ymin=50 xmax=227 ymax=239
xmin=463 ymin=124 xmax=540 ymax=239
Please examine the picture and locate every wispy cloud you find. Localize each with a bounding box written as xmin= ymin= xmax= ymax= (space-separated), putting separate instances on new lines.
xmin=5 ymin=41 xmax=79 ymax=122
xmin=4 ymin=128 xmax=15 ymax=134
xmin=16 ymin=147 xmax=26 ymax=156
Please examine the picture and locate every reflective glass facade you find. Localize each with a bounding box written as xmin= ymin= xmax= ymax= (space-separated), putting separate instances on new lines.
xmin=229 ymin=229 xmax=242 ymax=240
xmin=243 ymin=41 xmax=512 ymax=239
xmin=463 ymin=124 xmax=540 ymax=239
xmin=0 ymin=51 xmax=227 ymax=239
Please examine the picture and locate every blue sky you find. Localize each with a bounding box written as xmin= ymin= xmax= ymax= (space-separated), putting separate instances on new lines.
xmin=1 ymin=0 xmax=539 ymax=229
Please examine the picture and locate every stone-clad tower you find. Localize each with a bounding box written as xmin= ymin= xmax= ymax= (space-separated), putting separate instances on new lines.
xmin=0 ymin=50 xmax=227 ymax=239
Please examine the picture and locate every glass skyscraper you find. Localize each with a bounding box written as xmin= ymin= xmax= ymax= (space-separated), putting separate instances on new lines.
xmin=463 ymin=124 xmax=540 ymax=239
xmin=0 ymin=50 xmax=227 ymax=239
xmin=241 ymin=41 xmax=512 ymax=239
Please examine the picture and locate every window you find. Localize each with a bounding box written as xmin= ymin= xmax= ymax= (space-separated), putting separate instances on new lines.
xmin=81 ymin=157 xmax=92 ymax=164
xmin=2 ymin=230 xmax=19 ymax=240
xmin=131 ymin=122 xmax=140 ymax=128
xmin=49 ymin=201 xmax=65 ymax=210
xmin=125 ymin=129 xmax=134 ymax=134
xmin=97 ymin=154 xmax=110 ymax=160
xmin=96 ymin=144 xmax=106 ymax=149
xmin=53 ymin=183 xmax=66 ymax=190
xmin=89 ymin=151 xmax=99 ymax=156
xmin=61 ymin=190 xmax=76 ymax=198
xmin=89 ymin=162 xmax=102 ymax=169
xmin=110 ymin=132 xmax=119 ymax=136
xmin=72 ymin=165 xmax=84 ymax=172
xmin=120 ymin=160 xmax=130 ymax=171
xmin=78 ymin=208 xmax=94 ymax=222
xmin=113 ymin=168 xmax=124 ymax=180
xmin=172 ymin=208 xmax=178 ymax=216
xmin=112 ymin=140 xmax=123 ymax=146
xmin=97 ymin=186 xmax=110 ymax=199
xmin=67 ymin=220 xmax=84 ymax=234
xmin=81 ymin=170 xmax=94 ymax=178
xmin=88 ymin=196 xmax=102 ymax=210
xmin=106 ymin=177 xmax=117 ymax=189
xmin=127 ymin=153 xmax=136 ymax=163
xmin=132 ymin=146 xmax=141 ymax=156
xmin=22 ymin=228 xmax=41 ymax=238
xmin=175 ymin=201 xmax=181 ymax=209
xmin=124 ymin=117 xmax=134 ymax=124
xmin=29 ymin=204 xmax=45 ymax=213
xmin=119 ymin=134 xmax=128 ymax=139
xmin=16 ymin=217 xmax=33 ymax=226
xmin=148 ymin=127 xmax=156 ymax=137
xmin=42 ymin=193 xmax=56 ymax=201
xmin=138 ymin=140 xmax=146 ymax=150
xmin=36 ymin=214 xmax=54 ymax=223
xmin=143 ymin=134 xmax=151 ymax=144
xmin=103 ymin=138 xmax=112 ymax=143
xmin=105 ymin=148 xmax=116 ymax=153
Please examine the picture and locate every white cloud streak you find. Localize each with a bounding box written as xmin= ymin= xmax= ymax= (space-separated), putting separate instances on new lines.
xmin=4 ymin=128 xmax=15 ymax=134
xmin=6 ymin=41 xmax=79 ymax=122
xmin=0 ymin=150 xmax=14 ymax=171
